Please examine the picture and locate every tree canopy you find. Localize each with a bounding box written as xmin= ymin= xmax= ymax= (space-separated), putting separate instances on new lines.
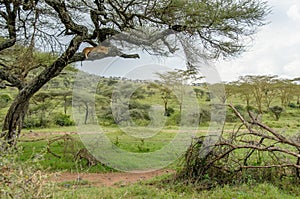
xmin=0 ymin=0 xmax=270 ymax=146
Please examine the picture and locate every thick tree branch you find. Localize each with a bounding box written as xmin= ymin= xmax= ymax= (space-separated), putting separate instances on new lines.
xmin=68 ymin=48 xmax=140 ymax=64
xmin=0 ymin=38 xmax=16 ymax=51
xmin=249 ymin=111 xmax=300 ymax=148
xmin=113 ymin=29 xmax=172 ymax=47
xmin=0 ymin=1 xmax=19 ymax=51
xmin=241 ymin=164 xmax=300 ymax=169
xmin=230 ymin=104 xmax=300 ymax=148
xmin=216 ymin=142 xmax=300 ymax=159
xmin=0 ymin=69 xmax=25 ymax=89
xmin=45 ymin=0 xmax=88 ymax=35
xmin=23 ymin=35 xmax=85 ymax=100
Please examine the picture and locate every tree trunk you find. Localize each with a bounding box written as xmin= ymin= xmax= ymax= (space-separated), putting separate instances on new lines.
xmin=64 ymin=96 xmax=67 ymax=114
xmin=2 ymin=92 xmax=30 ymax=147
xmin=84 ymin=103 xmax=89 ymax=125
xmin=164 ymin=100 xmax=168 ymax=116
xmin=296 ymin=149 xmax=300 ymax=178
xmin=1 ymin=35 xmax=84 ymax=148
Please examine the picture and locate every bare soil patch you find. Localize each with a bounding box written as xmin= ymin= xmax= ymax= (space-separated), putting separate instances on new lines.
xmin=53 ymin=169 xmax=173 ymax=187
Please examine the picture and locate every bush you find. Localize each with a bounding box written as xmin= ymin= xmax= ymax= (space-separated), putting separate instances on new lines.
xmin=24 ymin=117 xmax=40 ymax=128
xmin=0 ymin=148 xmax=56 ymax=198
xmin=0 ymin=94 xmax=11 ymax=108
xmin=199 ymin=107 xmax=211 ymax=124
xmin=246 ymin=105 xmax=259 ymax=113
xmin=24 ymin=116 xmax=50 ymax=128
xmin=288 ymin=103 xmax=298 ymax=108
xmin=165 ymin=107 xmax=175 ymax=117
xmin=269 ymin=106 xmax=284 ymax=121
xmin=53 ymin=113 xmax=75 ymax=126
xmin=166 ymin=111 xmax=181 ymax=126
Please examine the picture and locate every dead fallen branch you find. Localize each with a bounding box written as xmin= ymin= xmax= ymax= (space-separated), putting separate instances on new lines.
xmin=176 ymin=104 xmax=300 ymax=188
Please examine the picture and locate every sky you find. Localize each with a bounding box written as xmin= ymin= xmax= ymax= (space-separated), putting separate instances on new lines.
xmin=81 ymin=0 xmax=300 ymax=82
xmin=215 ymin=0 xmax=300 ymax=82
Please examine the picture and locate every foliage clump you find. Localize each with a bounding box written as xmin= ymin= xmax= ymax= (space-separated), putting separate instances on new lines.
xmin=0 ymin=148 xmax=55 ymax=198
xmin=269 ymin=106 xmax=284 ymax=121
xmin=53 ymin=113 xmax=75 ymax=126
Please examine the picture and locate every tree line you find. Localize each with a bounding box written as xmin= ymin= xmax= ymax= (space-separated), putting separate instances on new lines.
xmin=1 ymin=69 xmax=299 ymax=130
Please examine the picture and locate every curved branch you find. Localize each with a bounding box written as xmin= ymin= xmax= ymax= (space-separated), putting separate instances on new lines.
xmin=241 ymin=164 xmax=300 ymax=169
xmin=0 ymin=69 xmax=25 ymax=89
xmin=68 ymin=49 xmax=140 ymax=64
xmin=45 ymin=0 xmax=88 ymax=35
xmin=23 ymin=35 xmax=85 ymax=99
xmin=0 ymin=38 xmax=16 ymax=51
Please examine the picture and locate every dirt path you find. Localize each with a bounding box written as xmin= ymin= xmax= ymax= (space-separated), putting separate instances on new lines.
xmin=22 ymin=129 xmax=211 ymax=138
xmin=22 ymin=132 xmax=175 ymax=187
xmin=53 ymin=170 xmax=173 ymax=187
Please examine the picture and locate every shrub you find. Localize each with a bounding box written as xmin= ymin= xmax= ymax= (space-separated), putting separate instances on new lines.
xmin=288 ymin=103 xmax=298 ymax=108
xmin=269 ymin=106 xmax=284 ymax=121
xmin=167 ymin=111 xmax=181 ymax=126
xmin=0 ymin=148 xmax=56 ymax=198
xmin=165 ymin=107 xmax=175 ymax=117
xmin=246 ymin=105 xmax=259 ymax=113
xmin=175 ymin=104 xmax=300 ymax=189
xmin=53 ymin=113 xmax=75 ymax=126
xmin=24 ymin=116 xmax=50 ymax=128
xmin=0 ymin=94 xmax=11 ymax=108
xmin=199 ymin=107 xmax=211 ymax=124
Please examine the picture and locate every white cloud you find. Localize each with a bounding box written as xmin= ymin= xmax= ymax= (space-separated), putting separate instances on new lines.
xmin=283 ymin=59 xmax=300 ymax=77
xmin=215 ymin=0 xmax=300 ymax=82
xmin=287 ymin=4 xmax=300 ymax=21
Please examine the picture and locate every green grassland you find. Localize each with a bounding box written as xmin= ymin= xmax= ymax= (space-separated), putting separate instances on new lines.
xmin=54 ymin=182 xmax=300 ymax=199
xmin=13 ymin=121 xmax=300 ymax=198
xmin=1 ymin=74 xmax=300 ymax=198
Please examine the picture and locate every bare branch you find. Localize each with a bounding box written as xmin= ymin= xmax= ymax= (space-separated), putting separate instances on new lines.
xmin=0 ymin=1 xmax=19 ymax=51
xmin=45 ymin=0 xmax=88 ymax=35
xmin=241 ymin=164 xmax=300 ymax=169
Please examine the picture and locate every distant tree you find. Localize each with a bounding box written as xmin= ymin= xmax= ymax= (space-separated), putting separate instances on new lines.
xmin=73 ymin=91 xmax=95 ymax=125
xmin=290 ymin=78 xmax=300 ymax=106
xmin=294 ymin=85 xmax=300 ymax=105
xmin=98 ymin=81 xmax=150 ymax=125
xmin=193 ymin=88 xmax=205 ymax=99
xmin=224 ymin=82 xmax=238 ymax=103
xmin=209 ymin=82 xmax=227 ymax=103
xmin=30 ymin=91 xmax=55 ymax=126
xmin=234 ymin=81 xmax=252 ymax=107
xmin=269 ymin=106 xmax=283 ymax=121
xmin=263 ymin=81 xmax=277 ymax=109
xmin=238 ymin=75 xmax=277 ymax=113
xmin=148 ymin=82 xmax=173 ymax=116
xmin=156 ymin=69 xmax=201 ymax=114
xmin=0 ymin=0 xmax=270 ymax=146
xmin=274 ymin=79 xmax=296 ymax=108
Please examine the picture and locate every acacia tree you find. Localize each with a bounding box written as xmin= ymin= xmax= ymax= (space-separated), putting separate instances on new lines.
xmin=149 ymin=81 xmax=174 ymax=116
xmin=238 ymin=75 xmax=277 ymax=113
xmin=275 ymin=79 xmax=295 ymax=108
xmin=0 ymin=0 xmax=269 ymax=146
xmin=234 ymin=80 xmax=252 ymax=107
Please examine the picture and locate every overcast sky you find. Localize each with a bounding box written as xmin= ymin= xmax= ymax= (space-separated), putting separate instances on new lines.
xmin=215 ymin=0 xmax=300 ymax=82
xmin=81 ymin=0 xmax=300 ymax=82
